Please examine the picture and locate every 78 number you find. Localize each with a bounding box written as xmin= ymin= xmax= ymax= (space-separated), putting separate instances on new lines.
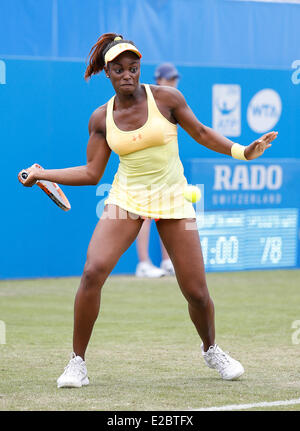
xmin=260 ymin=237 xmax=282 ymax=264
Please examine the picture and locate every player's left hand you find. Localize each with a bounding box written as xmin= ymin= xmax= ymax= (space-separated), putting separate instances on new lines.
xmin=244 ymin=131 xmax=278 ymax=160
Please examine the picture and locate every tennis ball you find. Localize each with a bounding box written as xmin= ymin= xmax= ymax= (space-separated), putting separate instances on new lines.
xmin=184 ymin=185 xmax=201 ymax=203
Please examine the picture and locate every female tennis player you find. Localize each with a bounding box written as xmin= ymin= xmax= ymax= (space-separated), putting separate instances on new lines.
xmin=18 ymin=33 xmax=278 ymax=388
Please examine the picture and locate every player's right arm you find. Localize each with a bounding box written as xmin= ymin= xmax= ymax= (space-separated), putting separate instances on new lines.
xmin=18 ymin=105 xmax=111 ymax=187
xmin=154 ymin=85 xmax=277 ymax=160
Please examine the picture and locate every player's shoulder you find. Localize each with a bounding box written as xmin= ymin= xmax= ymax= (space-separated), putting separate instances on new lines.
xmin=88 ymin=103 xmax=108 ymax=134
xmin=90 ymin=103 xmax=107 ymax=122
xmin=149 ymin=84 xmax=185 ymax=106
xmin=149 ymin=83 xmax=182 ymax=97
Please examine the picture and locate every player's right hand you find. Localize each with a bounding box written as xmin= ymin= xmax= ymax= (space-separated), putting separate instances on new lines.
xmin=244 ymin=131 xmax=278 ymax=160
xmin=18 ymin=163 xmax=43 ymax=187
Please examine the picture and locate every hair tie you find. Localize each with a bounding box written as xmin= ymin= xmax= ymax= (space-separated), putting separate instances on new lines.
xmin=114 ymin=36 xmax=123 ymax=41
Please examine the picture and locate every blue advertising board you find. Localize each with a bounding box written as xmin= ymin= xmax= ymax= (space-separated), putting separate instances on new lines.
xmin=1 ymin=57 xmax=300 ymax=278
xmin=186 ymin=159 xmax=300 ymax=272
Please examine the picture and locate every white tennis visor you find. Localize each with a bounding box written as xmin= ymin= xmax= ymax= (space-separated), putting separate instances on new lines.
xmin=104 ymin=43 xmax=142 ymax=65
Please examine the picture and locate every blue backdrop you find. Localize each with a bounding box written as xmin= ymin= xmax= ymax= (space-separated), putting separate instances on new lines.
xmin=1 ymin=0 xmax=300 ymax=278
xmin=1 ymin=59 xmax=299 ymax=278
xmin=1 ymin=0 xmax=300 ymax=69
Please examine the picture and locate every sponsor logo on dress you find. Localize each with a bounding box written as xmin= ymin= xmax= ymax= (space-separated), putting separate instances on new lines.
xmin=132 ymin=133 xmax=142 ymax=142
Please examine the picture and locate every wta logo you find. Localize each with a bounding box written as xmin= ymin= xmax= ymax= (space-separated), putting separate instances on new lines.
xmin=0 ymin=60 xmax=6 ymax=84
xmin=247 ymin=89 xmax=282 ymax=133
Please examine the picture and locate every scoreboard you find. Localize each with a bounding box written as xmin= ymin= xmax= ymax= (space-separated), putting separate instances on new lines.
xmin=197 ymin=208 xmax=298 ymax=271
xmin=186 ymin=159 xmax=300 ymax=272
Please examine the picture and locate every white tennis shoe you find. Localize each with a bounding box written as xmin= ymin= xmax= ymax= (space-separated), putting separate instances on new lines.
xmin=201 ymin=343 xmax=244 ymax=380
xmin=160 ymin=259 xmax=175 ymax=275
xmin=135 ymin=261 xmax=166 ymax=278
xmin=57 ymin=353 xmax=89 ymax=388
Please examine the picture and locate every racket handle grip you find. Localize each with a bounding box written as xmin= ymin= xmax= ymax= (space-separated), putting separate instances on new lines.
xmin=21 ymin=172 xmax=28 ymax=180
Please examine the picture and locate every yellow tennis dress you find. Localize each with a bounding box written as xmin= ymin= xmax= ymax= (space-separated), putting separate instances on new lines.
xmin=104 ymin=84 xmax=196 ymax=219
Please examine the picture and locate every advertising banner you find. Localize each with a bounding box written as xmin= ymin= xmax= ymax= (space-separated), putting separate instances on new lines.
xmin=186 ymin=159 xmax=300 ymax=271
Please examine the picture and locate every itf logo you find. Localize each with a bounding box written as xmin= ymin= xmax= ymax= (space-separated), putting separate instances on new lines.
xmin=0 ymin=60 xmax=6 ymax=84
xmin=212 ymin=84 xmax=241 ymax=137
xmin=247 ymin=89 xmax=281 ymax=134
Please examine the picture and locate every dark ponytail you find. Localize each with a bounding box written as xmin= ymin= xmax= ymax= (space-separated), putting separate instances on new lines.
xmin=84 ymin=33 xmax=122 ymax=80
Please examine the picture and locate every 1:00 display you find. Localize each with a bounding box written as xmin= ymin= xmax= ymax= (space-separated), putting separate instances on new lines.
xmin=200 ymin=235 xmax=282 ymax=265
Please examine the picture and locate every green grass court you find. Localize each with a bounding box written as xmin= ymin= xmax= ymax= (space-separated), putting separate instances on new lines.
xmin=0 ymin=270 xmax=299 ymax=411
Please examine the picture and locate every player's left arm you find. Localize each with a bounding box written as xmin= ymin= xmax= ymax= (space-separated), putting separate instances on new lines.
xmin=167 ymin=87 xmax=278 ymax=160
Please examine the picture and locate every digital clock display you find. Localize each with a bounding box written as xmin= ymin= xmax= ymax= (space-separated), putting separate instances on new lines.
xmin=196 ymin=208 xmax=298 ymax=271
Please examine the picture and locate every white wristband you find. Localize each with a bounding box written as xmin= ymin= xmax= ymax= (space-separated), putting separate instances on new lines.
xmin=231 ymin=143 xmax=248 ymax=161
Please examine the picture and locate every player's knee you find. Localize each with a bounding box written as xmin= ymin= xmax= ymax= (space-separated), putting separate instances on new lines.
xmin=187 ymin=283 xmax=210 ymax=308
xmin=82 ymin=260 xmax=110 ymax=287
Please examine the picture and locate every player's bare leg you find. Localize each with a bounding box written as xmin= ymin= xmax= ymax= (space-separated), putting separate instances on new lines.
xmin=156 ymin=218 xmax=215 ymax=350
xmin=156 ymin=218 xmax=244 ymax=380
xmin=57 ymin=204 xmax=144 ymax=388
xmin=73 ymin=204 xmax=143 ymax=359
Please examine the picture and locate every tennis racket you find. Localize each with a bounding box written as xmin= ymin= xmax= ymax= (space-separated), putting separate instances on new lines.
xmin=20 ymin=165 xmax=71 ymax=212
